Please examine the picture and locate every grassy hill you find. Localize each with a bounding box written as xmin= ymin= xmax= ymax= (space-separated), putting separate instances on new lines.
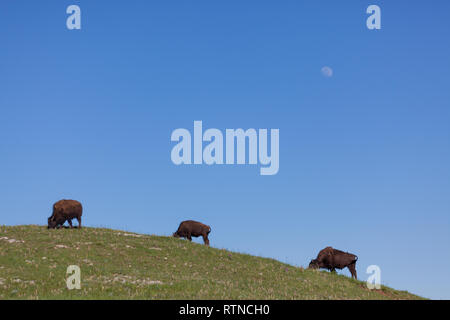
xmin=0 ymin=225 xmax=422 ymax=300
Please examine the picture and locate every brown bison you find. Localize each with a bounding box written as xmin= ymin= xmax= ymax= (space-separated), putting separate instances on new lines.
xmin=173 ymin=220 xmax=211 ymax=246
xmin=308 ymin=246 xmax=358 ymax=279
xmin=47 ymin=199 xmax=82 ymax=229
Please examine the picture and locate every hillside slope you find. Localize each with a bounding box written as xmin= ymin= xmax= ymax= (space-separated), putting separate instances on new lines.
xmin=0 ymin=225 xmax=422 ymax=300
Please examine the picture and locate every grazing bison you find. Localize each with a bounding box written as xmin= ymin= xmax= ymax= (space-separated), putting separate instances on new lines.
xmin=308 ymin=246 xmax=358 ymax=279
xmin=173 ymin=220 xmax=211 ymax=246
xmin=47 ymin=199 xmax=82 ymax=229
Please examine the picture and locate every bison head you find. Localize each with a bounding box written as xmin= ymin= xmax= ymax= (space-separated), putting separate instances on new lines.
xmin=48 ymin=216 xmax=58 ymax=229
xmin=172 ymin=232 xmax=180 ymax=238
xmin=47 ymin=216 xmax=60 ymax=229
xmin=308 ymin=259 xmax=320 ymax=269
xmin=48 ymin=216 xmax=56 ymax=229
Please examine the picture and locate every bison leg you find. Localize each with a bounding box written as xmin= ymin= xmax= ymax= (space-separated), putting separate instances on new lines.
xmin=68 ymin=219 xmax=73 ymax=229
xmin=202 ymin=234 xmax=210 ymax=246
xmin=187 ymin=234 xmax=192 ymax=242
xmin=348 ymin=263 xmax=357 ymax=280
xmin=77 ymin=216 xmax=82 ymax=229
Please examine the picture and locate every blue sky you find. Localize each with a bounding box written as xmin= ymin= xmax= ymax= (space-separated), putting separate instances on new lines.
xmin=1 ymin=1 xmax=449 ymax=299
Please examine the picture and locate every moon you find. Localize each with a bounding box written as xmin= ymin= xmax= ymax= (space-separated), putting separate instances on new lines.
xmin=321 ymin=66 xmax=333 ymax=78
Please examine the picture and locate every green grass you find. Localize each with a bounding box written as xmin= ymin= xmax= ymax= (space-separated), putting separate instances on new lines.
xmin=0 ymin=225 xmax=423 ymax=300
